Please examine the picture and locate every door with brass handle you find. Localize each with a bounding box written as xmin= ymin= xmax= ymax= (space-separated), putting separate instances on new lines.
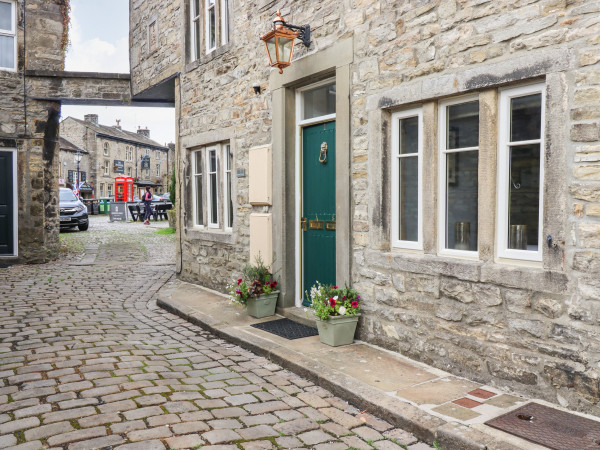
xmin=302 ymin=121 xmax=336 ymax=306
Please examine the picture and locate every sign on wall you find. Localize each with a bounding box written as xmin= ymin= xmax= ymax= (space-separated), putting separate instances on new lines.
xmin=141 ymin=156 xmax=150 ymax=170
xmin=113 ymin=160 xmax=125 ymax=173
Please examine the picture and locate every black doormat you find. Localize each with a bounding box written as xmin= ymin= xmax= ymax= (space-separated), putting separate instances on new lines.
xmin=251 ymin=318 xmax=318 ymax=340
xmin=485 ymin=402 xmax=600 ymax=449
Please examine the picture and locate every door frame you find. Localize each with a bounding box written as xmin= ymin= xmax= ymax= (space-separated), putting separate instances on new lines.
xmin=0 ymin=148 xmax=18 ymax=258
xmin=295 ymin=78 xmax=337 ymax=306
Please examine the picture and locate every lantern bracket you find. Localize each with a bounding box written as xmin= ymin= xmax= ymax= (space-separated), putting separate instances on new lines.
xmin=279 ymin=22 xmax=311 ymax=47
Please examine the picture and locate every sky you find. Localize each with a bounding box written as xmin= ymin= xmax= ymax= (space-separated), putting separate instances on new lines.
xmin=61 ymin=0 xmax=176 ymax=146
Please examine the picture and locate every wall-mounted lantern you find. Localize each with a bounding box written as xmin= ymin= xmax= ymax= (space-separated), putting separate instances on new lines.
xmin=260 ymin=10 xmax=310 ymax=74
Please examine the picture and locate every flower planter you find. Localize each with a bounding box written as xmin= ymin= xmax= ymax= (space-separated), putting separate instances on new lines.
xmin=315 ymin=314 xmax=360 ymax=347
xmin=246 ymin=291 xmax=279 ymax=318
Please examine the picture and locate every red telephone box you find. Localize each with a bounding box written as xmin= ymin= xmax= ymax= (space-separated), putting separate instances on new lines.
xmin=114 ymin=176 xmax=134 ymax=202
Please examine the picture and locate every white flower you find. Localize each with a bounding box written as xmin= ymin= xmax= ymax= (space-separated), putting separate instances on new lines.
xmin=338 ymin=306 xmax=346 ymax=315
xmin=333 ymin=296 xmax=338 ymax=301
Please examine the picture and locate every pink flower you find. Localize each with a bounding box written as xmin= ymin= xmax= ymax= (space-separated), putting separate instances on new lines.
xmin=351 ymin=301 xmax=359 ymax=308
xmin=334 ymin=286 xmax=338 ymax=289
xmin=329 ymin=298 xmax=336 ymax=307
xmin=237 ymin=278 xmax=242 ymax=285
xmin=236 ymin=289 xmax=241 ymax=295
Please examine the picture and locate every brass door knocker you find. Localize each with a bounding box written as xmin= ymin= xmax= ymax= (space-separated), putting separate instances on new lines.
xmin=319 ymin=142 xmax=328 ymax=164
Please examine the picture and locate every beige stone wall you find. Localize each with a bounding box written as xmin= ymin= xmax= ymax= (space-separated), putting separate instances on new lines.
xmin=131 ymin=0 xmax=600 ymax=413
xmin=0 ymin=0 xmax=65 ymax=264
xmin=130 ymin=0 xmax=183 ymax=96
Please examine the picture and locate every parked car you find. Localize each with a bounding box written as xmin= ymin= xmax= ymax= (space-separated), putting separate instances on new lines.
xmin=160 ymin=192 xmax=170 ymax=201
xmin=59 ymin=188 xmax=89 ymax=231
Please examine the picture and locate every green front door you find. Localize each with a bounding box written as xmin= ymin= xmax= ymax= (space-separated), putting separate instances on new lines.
xmin=302 ymin=121 xmax=336 ymax=306
xmin=0 ymin=151 xmax=14 ymax=255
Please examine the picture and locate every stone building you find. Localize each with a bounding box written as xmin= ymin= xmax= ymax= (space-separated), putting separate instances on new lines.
xmin=57 ymin=136 xmax=92 ymax=195
xmin=60 ymin=115 xmax=174 ymax=199
xmin=0 ymin=0 xmax=66 ymax=263
xmin=130 ymin=0 xmax=600 ymax=414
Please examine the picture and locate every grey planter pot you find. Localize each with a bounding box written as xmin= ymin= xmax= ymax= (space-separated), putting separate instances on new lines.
xmin=315 ymin=314 xmax=360 ymax=346
xmin=246 ymin=291 xmax=279 ymax=318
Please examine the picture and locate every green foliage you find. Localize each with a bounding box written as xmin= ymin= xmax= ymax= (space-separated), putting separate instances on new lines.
xmin=307 ymin=282 xmax=361 ymax=321
xmin=156 ymin=227 xmax=176 ymax=235
xmin=228 ymin=254 xmax=278 ymax=307
xmin=169 ymin=167 xmax=176 ymax=206
xmin=433 ymin=441 xmax=442 ymax=450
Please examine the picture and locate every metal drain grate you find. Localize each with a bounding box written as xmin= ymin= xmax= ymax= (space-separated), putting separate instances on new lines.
xmin=251 ymin=318 xmax=318 ymax=340
xmin=485 ymin=402 xmax=600 ymax=450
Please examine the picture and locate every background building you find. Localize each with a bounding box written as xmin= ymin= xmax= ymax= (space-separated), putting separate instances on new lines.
xmin=60 ymin=114 xmax=174 ymax=199
xmin=58 ymin=136 xmax=93 ymax=197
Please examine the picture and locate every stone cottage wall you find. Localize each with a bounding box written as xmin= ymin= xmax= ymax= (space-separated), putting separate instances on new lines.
xmin=0 ymin=0 xmax=65 ymax=264
xmin=130 ymin=0 xmax=600 ymax=414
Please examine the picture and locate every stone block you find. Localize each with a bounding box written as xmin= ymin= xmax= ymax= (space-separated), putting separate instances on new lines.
xmin=579 ymin=223 xmax=600 ymax=248
xmin=571 ymin=123 xmax=600 ymax=142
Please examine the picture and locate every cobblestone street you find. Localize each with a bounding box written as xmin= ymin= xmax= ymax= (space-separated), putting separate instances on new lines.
xmin=0 ymin=217 xmax=431 ymax=450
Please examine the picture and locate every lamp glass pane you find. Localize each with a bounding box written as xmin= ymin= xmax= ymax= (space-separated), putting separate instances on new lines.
xmin=277 ymin=36 xmax=294 ymax=63
xmin=266 ymin=38 xmax=277 ymax=65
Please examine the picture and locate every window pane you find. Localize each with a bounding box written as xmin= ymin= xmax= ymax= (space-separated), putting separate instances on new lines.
xmin=399 ymin=116 xmax=418 ymax=155
xmin=445 ymin=151 xmax=478 ymax=251
xmin=302 ymin=82 xmax=336 ymax=120
xmin=193 ymin=0 xmax=200 ymax=16
xmin=210 ymin=173 xmax=217 ymax=223
xmin=227 ymin=171 xmax=233 ymax=228
xmin=194 ymin=151 xmax=202 ymax=174
xmin=399 ymin=156 xmax=418 ymax=242
xmin=0 ymin=2 xmax=11 ymax=31
xmin=447 ymin=101 xmax=479 ymax=149
xmin=195 ymin=175 xmax=203 ymax=225
xmin=209 ymin=150 xmax=216 ymax=172
xmin=508 ymin=144 xmax=540 ymax=250
xmin=0 ymin=35 xmax=14 ymax=69
xmin=511 ymin=94 xmax=542 ymax=142
xmin=194 ymin=19 xmax=201 ymax=59
xmin=209 ymin=7 xmax=215 ymax=49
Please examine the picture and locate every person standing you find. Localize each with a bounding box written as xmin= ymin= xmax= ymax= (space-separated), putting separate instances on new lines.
xmin=143 ymin=187 xmax=153 ymax=225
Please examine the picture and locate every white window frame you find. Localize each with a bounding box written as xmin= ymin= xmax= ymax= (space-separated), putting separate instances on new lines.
xmin=107 ymin=184 xmax=113 ymax=197
xmin=155 ymin=163 xmax=160 ymax=177
xmin=192 ymin=148 xmax=204 ymax=228
xmin=127 ymin=167 xmax=132 ymax=177
xmin=205 ymin=0 xmax=216 ymax=54
xmin=145 ymin=149 xmax=150 ymax=156
xmin=103 ymin=143 xmax=109 ymax=156
xmin=156 ymin=150 xmax=160 ymax=159
xmin=0 ymin=0 xmax=17 ymax=72
xmin=190 ymin=0 xmax=201 ymax=61
xmin=103 ymin=160 xmax=110 ymax=175
xmin=497 ymin=83 xmax=546 ymax=262
xmin=206 ymin=146 xmax=219 ymax=228
xmin=99 ymin=183 xmax=104 ymax=197
xmin=391 ymin=108 xmax=423 ymax=250
xmin=223 ymin=143 xmax=232 ymax=231
xmin=438 ymin=95 xmax=480 ymax=259
xmin=220 ymin=0 xmax=229 ymax=45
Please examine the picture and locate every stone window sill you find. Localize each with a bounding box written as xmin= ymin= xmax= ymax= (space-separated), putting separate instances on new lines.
xmin=184 ymin=226 xmax=234 ymax=244
xmin=185 ymin=42 xmax=233 ymax=73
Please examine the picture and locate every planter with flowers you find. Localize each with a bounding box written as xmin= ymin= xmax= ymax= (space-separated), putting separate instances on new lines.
xmin=307 ymin=283 xmax=361 ymax=346
xmin=228 ymin=256 xmax=279 ymax=318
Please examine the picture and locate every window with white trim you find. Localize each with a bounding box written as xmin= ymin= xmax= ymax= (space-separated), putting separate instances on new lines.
xmin=127 ymin=166 xmax=132 ymax=177
xmin=205 ymin=0 xmax=216 ymax=53
xmin=99 ymin=183 xmax=105 ymax=197
xmin=224 ymin=144 xmax=233 ymax=229
xmin=103 ymin=142 xmax=109 ymax=156
xmin=190 ymin=0 xmax=201 ymax=61
xmin=103 ymin=160 xmax=110 ymax=175
xmin=107 ymin=184 xmax=113 ymax=197
xmin=155 ymin=164 xmax=161 ymax=177
xmin=0 ymin=0 xmax=16 ymax=71
xmin=392 ymin=108 xmax=422 ymax=250
xmin=192 ymin=149 xmax=203 ymax=227
xmin=497 ymin=84 xmax=545 ymax=261
xmin=206 ymin=146 xmax=218 ymax=227
xmin=439 ymin=97 xmax=480 ymax=255
xmin=156 ymin=150 xmax=161 ymax=159
xmin=220 ymin=0 xmax=229 ymax=45
xmin=190 ymin=143 xmax=232 ymax=231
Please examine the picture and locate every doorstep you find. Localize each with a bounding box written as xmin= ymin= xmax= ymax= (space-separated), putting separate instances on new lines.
xmin=156 ymin=279 xmax=589 ymax=450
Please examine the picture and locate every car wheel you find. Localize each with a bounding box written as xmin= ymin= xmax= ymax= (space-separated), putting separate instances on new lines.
xmin=78 ymin=223 xmax=89 ymax=231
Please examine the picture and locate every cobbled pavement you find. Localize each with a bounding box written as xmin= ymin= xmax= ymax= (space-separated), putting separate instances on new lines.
xmin=0 ymin=217 xmax=432 ymax=450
